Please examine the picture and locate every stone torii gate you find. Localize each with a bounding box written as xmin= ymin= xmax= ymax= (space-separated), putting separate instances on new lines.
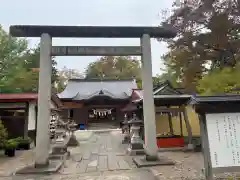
xmin=10 ymin=25 xmax=176 ymax=167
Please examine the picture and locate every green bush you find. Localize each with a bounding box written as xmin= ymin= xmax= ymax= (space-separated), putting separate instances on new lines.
xmin=21 ymin=138 xmax=32 ymax=146
xmin=14 ymin=137 xmax=32 ymax=150
xmin=5 ymin=139 xmax=18 ymax=149
xmin=0 ymin=120 xmax=8 ymax=148
xmin=13 ymin=137 xmax=23 ymax=144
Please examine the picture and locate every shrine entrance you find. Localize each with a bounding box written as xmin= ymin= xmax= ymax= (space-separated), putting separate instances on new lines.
xmin=88 ymin=108 xmax=116 ymax=122
xmin=87 ymin=108 xmax=120 ymax=129
xmin=10 ymin=25 xmax=176 ymax=166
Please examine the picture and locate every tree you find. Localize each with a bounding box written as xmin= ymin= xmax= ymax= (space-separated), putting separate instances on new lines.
xmin=85 ymin=56 xmax=141 ymax=80
xmin=56 ymin=67 xmax=84 ymax=92
xmin=0 ymin=61 xmax=39 ymax=92
xmin=0 ymin=26 xmax=33 ymax=92
xmin=0 ymin=26 xmax=28 ymax=82
xmin=0 ymin=26 xmax=60 ymax=93
xmin=160 ymin=0 xmax=240 ymax=92
xmin=23 ymin=46 xmax=59 ymax=84
xmin=154 ymin=72 xmax=181 ymax=88
xmin=197 ymin=64 xmax=240 ymax=95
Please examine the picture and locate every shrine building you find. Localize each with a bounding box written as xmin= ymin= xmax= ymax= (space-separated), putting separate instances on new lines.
xmin=58 ymin=79 xmax=138 ymax=128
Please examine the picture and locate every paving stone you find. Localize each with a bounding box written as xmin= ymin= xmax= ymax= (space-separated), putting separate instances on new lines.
xmin=71 ymin=153 xmax=82 ymax=162
xmin=118 ymin=159 xmax=131 ymax=170
xmin=86 ymin=167 xmax=97 ymax=173
xmin=107 ymin=154 xmax=119 ymax=170
xmin=82 ymin=151 xmax=91 ymax=160
xmin=8 ymin=170 xmax=157 ymax=180
xmin=2 ymin=130 xmax=135 ymax=178
xmin=91 ymin=146 xmax=100 ymax=154
xmin=77 ymin=159 xmax=89 ymax=173
xmin=98 ymin=156 xmax=108 ymax=171
xmin=61 ymin=161 xmax=78 ymax=174
xmin=88 ymin=154 xmax=98 ymax=167
xmin=88 ymin=160 xmax=98 ymax=167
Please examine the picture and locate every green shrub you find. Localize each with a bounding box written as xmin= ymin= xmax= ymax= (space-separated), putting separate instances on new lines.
xmin=5 ymin=139 xmax=18 ymax=149
xmin=20 ymin=137 xmax=32 ymax=144
xmin=0 ymin=120 xmax=8 ymax=148
xmin=13 ymin=137 xmax=23 ymax=144
xmin=14 ymin=137 xmax=23 ymax=142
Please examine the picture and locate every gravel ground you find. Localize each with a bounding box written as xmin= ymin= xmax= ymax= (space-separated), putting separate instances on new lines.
xmin=150 ymin=151 xmax=240 ymax=180
xmin=150 ymin=151 xmax=205 ymax=180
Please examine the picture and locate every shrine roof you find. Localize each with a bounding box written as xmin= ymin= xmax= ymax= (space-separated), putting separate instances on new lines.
xmin=133 ymin=94 xmax=192 ymax=106
xmin=190 ymin=95 xmax=240 ymax=104
xmin=58 ymin=79 xmax=138 ymax=101
xmin=0 ymin=93 xmax=62 ymax=108
xmin=10 ymin=25 xmax=176 ymax=38
xmin=190 ymin=95 xmax=240 ymax=114
xmin=0 ymin=93 xmax=38 ymax=100
xmin=153 ymin=94 xmax=192 ymax=106
xmin=153 ymin=80 xmax=182 ymax=95
xmin=131 ymin=80 xmax=192 ymax=106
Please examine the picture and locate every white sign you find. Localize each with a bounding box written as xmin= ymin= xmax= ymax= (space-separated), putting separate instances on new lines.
xmin=206 ymin=113 xmax=240 ymax=168
xmin=51 ymin=46 xmax=142 ymax=56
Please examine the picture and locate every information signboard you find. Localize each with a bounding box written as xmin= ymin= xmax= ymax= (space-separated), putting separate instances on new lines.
xmin=206 ymin=113 xmax=240 ymax=168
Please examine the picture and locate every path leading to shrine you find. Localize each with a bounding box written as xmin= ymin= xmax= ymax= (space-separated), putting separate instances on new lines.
xmin=61 ymin=130 xmax=136 ymax=174
xmin=5 ymin=130 xmax=158 ymax=180
xmin=0 ymin=129 xmax=206 ymax=180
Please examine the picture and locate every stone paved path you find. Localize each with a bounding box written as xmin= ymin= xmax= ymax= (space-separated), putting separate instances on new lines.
xmin=61 ymin=130 xmax=136 ymax=174
xmin=1 ymin=169 xmax=156 ymax=180
xmin=0 ymin=130 xmax=155 ymax=180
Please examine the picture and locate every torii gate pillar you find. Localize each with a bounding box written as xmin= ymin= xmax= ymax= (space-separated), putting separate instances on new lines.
xmin=141 ymin=34 xmax=158 ymax=159
xmin=35 ymin=33 xmax=52 ymax=167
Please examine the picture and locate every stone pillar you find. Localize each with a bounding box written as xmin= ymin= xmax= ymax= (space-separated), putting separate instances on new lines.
xmin=140 ymin=34 xmax=158 ymax=160
xmin=35 ymin=33 xmax=52 ymax=167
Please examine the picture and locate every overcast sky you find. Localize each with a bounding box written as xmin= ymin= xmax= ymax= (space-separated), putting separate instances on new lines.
xmin=0 ymin=0 xmax=173 ymax=76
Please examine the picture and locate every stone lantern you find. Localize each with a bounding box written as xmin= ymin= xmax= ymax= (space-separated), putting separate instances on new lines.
xmin=67 ymin=120 xmax=79 ymax=147
xmin=55 ymin=129 xmax=65 ymax=143
xmin=122 ymin=114 xmax=130 ymax=144
xmin=127 ymin=113 xmax=144 ymax=155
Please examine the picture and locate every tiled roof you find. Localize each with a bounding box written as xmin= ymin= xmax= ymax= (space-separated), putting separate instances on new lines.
xmin=131 ymin=89 xmax=143 ymax=101
xmin=190 ymin=95 xmax=240 ymax=104
xmin=153 ymin=80 xmax=181 ymax=95
xmin=0 ymin=93 xmax=38 ymax=100
xmin=58 ymin=79 xmax=138 ymax=100
xmin=0 ymin=93 xmax=62 ymax=108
